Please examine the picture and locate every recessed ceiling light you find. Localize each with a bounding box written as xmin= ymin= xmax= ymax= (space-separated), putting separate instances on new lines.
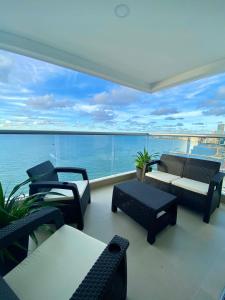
xmin=114 ymin=4 xmax=130 ymax=18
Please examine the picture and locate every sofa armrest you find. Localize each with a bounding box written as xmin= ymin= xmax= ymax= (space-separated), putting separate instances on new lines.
xmin=210 ymin=172 xmax=224 ymax=187
xmin=147 ymin=160 xmax=160 ymax=167
xmin=208 ymin=172 xmax=224 ymax=196
xmin=29 ymin=181 xmax=80 ymax=200
xmin=55 ymin=167 xmax=89 ymax=180
xmin=0 ymin=207 xmax=64 ymax=251
xmin=204 ymin=172 xmax=224 ymax=223
xmin=71 ymin=235 xmax=129 ymax=300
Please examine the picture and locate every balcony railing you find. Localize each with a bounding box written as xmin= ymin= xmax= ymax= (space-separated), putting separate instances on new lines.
xmin=0 ymin=130 xmax=224 ymax=194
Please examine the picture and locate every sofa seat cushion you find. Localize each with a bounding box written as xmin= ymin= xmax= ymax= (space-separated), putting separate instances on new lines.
xmin=172 ymin=177 xmax=209 ymax=195
xmin=44 ymin=180 xmax=88 ymax=201
xmin=145 ymin=170 xmax=181 ymax=183
xmin=4 ymin=225 xmax=106 ymax=300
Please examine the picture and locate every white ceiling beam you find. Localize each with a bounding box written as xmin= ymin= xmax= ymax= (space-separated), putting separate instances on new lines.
xmin=0 ymin=30 xmax=152 ymax=93
xmin=150 ymin=58 xmax=225 ymax=92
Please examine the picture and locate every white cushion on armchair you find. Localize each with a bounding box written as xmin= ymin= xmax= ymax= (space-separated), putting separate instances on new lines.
xmin=44 ymin=180 xmax=88 ymax=201
xmin=4 ymin=225 xmax=106 ymax=300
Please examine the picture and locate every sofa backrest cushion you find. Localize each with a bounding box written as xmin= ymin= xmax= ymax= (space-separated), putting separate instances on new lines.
xmin=183 ymin=157 xmax=220 ymax=183
xmin=27 ymin=160 xmax=59 ymax=183
xmin=158 ymin=154 xmax=186 ymax=176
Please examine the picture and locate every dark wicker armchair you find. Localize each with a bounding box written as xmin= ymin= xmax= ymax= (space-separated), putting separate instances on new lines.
xmin=0 ymin=207 xmax=129 ymax=300
xmin=27 ymin=160 xmax=90 ymax=229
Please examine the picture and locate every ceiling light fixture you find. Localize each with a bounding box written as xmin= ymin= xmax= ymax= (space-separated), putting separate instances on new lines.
xmin=114 ymin=4 xmax=130 ymax=18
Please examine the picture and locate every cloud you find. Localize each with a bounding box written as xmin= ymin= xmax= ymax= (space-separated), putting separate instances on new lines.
xmin=73 ymin=104 xmax=100 ymax=113
xmin=1 ymin=48 xmax=225 ymax=132
xmin=198 ymin=83 xmax=225 ymax=114
xmin=0 ymin=49 xmax=72 ymax=88
xmin=151 ymin=108 xmax=179 ymax=115
xmin=26 ymin=94 xmax=73 ymax=110
xmin=0 ymin=117 xmax=66 ymax=129
xmin=163 ymin=124 xmax=176 ymax=128
xmin=172 ymin=110 xmax=202 ymax=118
xmin=0 ymin=54 xmax=13 ymax=83
xmin=199 ymin=97 xmax=225 ymax=108
xmin=91 ymin=86 xmax=140 ymax=106
xmin=91 ymin=109 xmax=116 ymax=122
xmin=186 ymin=90 xmax=203 ymax=99
xmin=126 ymin=115 xmax=157 ymax=124
xmin=192 ymin=122 xmax=204 ymax=125
xmin=127 ymin=115 xmax=143 ymax=120
xmin=165 ymin=116 xmax=184 ymax=120
xmin=203 ymin=107 xmax=225 ymax=116
xmin=161 ymin=123 xmax=184 ymax=128
xmin=217 ymin=86 xmax=225 ymax=96
xmin=116 ymin=118 xmax=158 ymax=132
xmin=31 ymin=119 xmax=64 ymax=126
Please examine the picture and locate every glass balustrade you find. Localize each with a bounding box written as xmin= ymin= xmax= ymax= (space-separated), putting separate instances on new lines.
xmin=0 ymin=132 xmax=224 ymax=194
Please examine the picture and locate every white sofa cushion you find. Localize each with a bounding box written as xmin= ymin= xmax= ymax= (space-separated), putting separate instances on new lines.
xmin=44 ymin=180 xmax=88 ymax=201
xmin=4 ymin=225 xmax=106 ymax=300
xmin=172 ymin=177 xmax=209 ymax=195
xmin=145 ymin=170 xmax=181 ymax=183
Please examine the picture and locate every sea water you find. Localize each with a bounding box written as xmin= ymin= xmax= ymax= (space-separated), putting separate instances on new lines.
xmin=0 ymin=134 xmax=219 ymax=193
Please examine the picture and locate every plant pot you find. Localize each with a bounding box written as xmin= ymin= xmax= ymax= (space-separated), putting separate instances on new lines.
xmin=0 ymin=235 xmax=29 ymax=276
xmin=136 ymin=167 xmax=144 ymax=182
xmin=136 ymin=164 xmax=153 ymax=182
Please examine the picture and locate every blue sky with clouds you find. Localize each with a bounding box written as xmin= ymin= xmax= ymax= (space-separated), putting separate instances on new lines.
xmin=0 ymin=49 xmax=224 ymax=133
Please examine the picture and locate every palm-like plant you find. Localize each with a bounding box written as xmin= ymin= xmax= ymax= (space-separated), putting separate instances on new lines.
xmin=135 ymin=148 xmax=150 ymax=169
xmin=0 ymin=178 xmax=63 ymax=269
xmin=135 ymin=148 xmax=158 ymax=169
xmin=0 ymin=178 xmax=47 ymax=228
xmin=0 ymin=177 xmax=65 ymax=229
xmin=135 ymin=148 xmax=159 ymax=181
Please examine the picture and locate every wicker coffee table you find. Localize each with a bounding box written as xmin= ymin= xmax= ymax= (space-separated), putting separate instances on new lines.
xmin=112 ymin=180 xmax=177 ymax=244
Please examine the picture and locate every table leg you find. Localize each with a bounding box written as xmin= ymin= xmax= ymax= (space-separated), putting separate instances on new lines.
xmin=147 ymin=232 xmax=156 ymax=245
xmin=111 ymin=202 xmax=117 ymax=213
xmin=169 ymin=203 xmax=177 ymax=226
xmin=111 ymin=187 xmax=118 ymax=212
xmin=147 ymin=212 xmax=157 ymax=245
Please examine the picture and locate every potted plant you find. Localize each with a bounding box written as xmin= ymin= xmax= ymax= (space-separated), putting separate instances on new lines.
xmin=0 ymin=178 xmax=61 ymax=275
xmin=135 ymin=148 xmax=159 ymax=181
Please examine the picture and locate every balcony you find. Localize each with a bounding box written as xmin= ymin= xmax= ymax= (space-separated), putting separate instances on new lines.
xmin=1 ymin=2 xmax=225 ymax=298
xmin=1 ymin=131 xmax=225 ymax=299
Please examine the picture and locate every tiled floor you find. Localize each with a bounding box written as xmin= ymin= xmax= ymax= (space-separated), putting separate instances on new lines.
xmin=82 ymin=184 xmax=225 ymax=300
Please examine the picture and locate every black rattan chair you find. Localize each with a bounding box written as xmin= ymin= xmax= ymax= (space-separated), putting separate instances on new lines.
xmin=0 ymin=207 xmax=129 ymax=300
xmin=27 ymin=161 xmax=90 ymax=229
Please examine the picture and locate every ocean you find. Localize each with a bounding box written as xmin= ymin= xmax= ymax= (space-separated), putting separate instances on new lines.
xmin=0 ymin=134 xmax=222 ymax=194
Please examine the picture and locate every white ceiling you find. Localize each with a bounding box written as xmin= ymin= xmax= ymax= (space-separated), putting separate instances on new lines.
xmin=0 ymin=0 xmax=225 ymax=92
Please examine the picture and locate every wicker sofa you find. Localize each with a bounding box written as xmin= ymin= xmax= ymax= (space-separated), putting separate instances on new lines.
xmin=0 ymin=207 xmax=129 ymax=300
xmin=145 ymin=154 xmax=224 ymax=223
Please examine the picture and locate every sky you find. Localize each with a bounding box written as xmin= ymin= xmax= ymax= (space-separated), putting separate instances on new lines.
xmin=0 ymin=49 xmax=224 ymax=133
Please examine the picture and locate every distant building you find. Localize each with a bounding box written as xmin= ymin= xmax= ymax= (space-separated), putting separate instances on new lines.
xmin=217 ymin=123 xmax=225 ymax=134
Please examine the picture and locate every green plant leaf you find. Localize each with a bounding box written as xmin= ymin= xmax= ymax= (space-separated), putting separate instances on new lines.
xmin=0 ymin=248 xmax=19 ymax=264
xmin=0 ymin=177 xmax=67 ymax=230
xmin=7 ymin=177 xmax=32 ymax=203
xmin=13 ymin=241 xmax=27 ymax=251
xmin=0 ymin=182 xmax=4 ymax=208
xmin=135 ymin=148 xmax=159 ymax=169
